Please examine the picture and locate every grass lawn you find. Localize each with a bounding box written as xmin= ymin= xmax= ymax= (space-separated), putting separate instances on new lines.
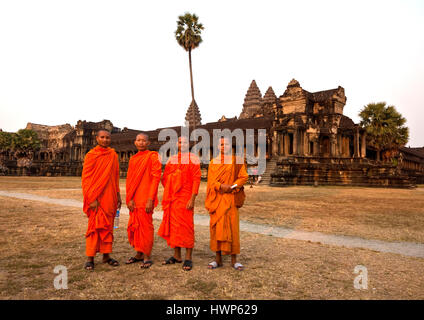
xmin=2 ymin=176 xmax=424 ymax=243
xmin=0 ymin=196 xmax=424 ymax=300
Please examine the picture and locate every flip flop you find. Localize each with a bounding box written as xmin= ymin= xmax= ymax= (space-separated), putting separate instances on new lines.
xmin=182 ymin=260 xmax=193 ymax=271
xmin=84 ymin=261 xmax=94 ymax=270
xmin=103 ymin=258 xmax=119 ymax=267
xmin=233 ymin=262 xmax=244 ymax=271
xmin=207 ymin=261 xmax=223 ymax=269
xmin=125 ymin=256 xmax=144 ymax=264
xmin=162 ymin=256 xmax=182 ymax=265
xmin=141 ymin=260 xmax=153 ymax=269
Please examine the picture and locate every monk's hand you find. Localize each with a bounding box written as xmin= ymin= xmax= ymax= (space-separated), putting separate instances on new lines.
xmin=220 ymin=184 xmax=232 ymax=194
xmin=127 ymin=199 xmax=135 ymax=212
xmin=186 ymin=194 xmax=197 ymax=210
xmin=89 ymin=200 xmax=98 ymax=210
xmin=145 ymin=199 xmax=154 ymax=214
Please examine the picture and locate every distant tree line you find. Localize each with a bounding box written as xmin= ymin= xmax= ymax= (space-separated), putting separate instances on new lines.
xmin=0 ymin=129 xmax=41 ymax=156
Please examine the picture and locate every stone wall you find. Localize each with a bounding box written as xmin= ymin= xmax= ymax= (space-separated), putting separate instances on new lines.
xmin=270 ymin=157 xmax=415 ymax=188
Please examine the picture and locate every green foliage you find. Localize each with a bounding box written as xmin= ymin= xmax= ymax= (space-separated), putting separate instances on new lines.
xmin=0 ymin=131 xmax=13 ymax=149
xmin=359 ymin=102 xmax=409 ymax=160
xmin=0 ymin=129 xmax=41 ymax=152
xmin=175 ymin=12 xmax=204 ymax=52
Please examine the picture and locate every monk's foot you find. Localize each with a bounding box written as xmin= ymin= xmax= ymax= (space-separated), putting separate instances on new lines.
xmin=141 ymin=260 xmax=153 ymax=269
xmin=162 ymin=256 xmax=182 ymax=265
xmin=183 ymin=260 xmax=193 ymax=271
xmin=84 ymin=261 xmax=94 ymax=271
xmin=207 ymin=261 xmax=223 ymax=269
xmin=126 ymin=255 xmax=144 ymax=264
xmin=233 ymin=262 xmax=244 ymax=271
xmin=103 ymin=257 xmax=119 ymax=267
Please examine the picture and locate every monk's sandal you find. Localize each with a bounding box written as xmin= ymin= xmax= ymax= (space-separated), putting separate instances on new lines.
xmin=84 ymin=261 xmax=94 ymax=270
xmin=233 ymin=262 xmax=244 ymax=271
xmin=207 ymin=261 xmax=223 ymax=269
xmin=163 ymin=256 xmax=182 ymax=265
xmin=104 ymin=258 xmax=119 ymax=267
xmin=126 ymin=256 xmax=144 ymax=264
xmin=183 ymin=260 xmax=193 ymax=271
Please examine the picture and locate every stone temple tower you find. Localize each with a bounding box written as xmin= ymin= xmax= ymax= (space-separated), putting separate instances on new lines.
xmin=185 ymin=100 xmax=202 ymax=128
xmin=239 ymin=80 xmax=263 ymax=119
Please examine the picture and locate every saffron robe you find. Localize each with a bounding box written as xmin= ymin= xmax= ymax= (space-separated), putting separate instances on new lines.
xmin=126 ymin=150 xmax=161 ymax=256
xmin=82 ymin=146 xmax=120 ymax=257
xmin=205 ymin=155 xmax=248 ymax=255
xmin=158 ymin=153 xmax=201 ymax=249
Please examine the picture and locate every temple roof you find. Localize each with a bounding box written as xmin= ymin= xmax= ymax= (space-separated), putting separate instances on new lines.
xmin=263 ymin=86 xmax=277 ymax=105
xmin=243 ymin=80 xmax=263 ymax=107
xmin=185 ymin=100 xmax=202 ymax=127
xmin=400 ymin=146 xmax=424 ymax=160
xmin=339 ymin=115 xmax=355 ymax=129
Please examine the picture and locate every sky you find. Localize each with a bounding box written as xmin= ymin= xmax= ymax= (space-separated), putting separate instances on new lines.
xmin=0 ymin=0 xmax=423 ymax=146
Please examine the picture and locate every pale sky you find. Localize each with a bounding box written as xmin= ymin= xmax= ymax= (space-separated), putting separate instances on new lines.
xmin=0 ymin=0 xmax=423 ymax=146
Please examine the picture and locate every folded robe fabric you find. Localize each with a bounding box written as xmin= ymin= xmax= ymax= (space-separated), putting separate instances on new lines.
xmin=205 ymin=155 xmax=248 ymax=255
xmin=158 ymin=153 xmax=201 ymax=249
xmin=81 ymin=146 xmax=120 ymax=257
xmin=126 ymin=150 xmax=161 ymax=257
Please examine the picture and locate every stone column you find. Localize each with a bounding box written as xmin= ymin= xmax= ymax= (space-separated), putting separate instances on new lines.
xmin=313 ymin=140 xmax=319 ymax=156
xmin=293 ymin=129 xmax=298 ymax=155
xmin=272 ymin=131 xmax=278 ymax=156
xmin=361 ymin=132 xmax=366 ymax=158
xmin=329 ymin=135 xmax=334 ymax=157
xmin=303 ymin=131 xmax=309 ymax=156
xmin=284 ymin=134 xmax=289 ymax=156
xmin=337 ymin=134 xmax=342 ymax=157
xmin=354 ymin=128 xmax=360 ymax=158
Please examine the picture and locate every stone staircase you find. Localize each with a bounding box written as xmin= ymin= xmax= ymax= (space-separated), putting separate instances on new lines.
xmin=259 ymin=158 xmax=277 ymax=185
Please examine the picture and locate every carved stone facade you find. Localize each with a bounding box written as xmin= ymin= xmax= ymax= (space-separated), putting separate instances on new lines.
xmin=1 ymin=78 xmax=423 ymax=186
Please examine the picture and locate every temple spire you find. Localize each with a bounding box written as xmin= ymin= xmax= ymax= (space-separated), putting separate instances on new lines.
xmin=239 ymin=80 xmax=263 ymax=119
xmin=185 ymin=100 xmax=202 ymax=127
xmin=262 ymin=86 xmax=277 ymax=116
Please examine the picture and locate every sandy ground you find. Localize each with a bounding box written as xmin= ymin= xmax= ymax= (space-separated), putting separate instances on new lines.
xmin=2 ymin=177 xmax=424 ymax=243
xmin=1 ymin=190 xmax=423 ymax=259
xmin=0 ymin=177 xmax=424 ymax=299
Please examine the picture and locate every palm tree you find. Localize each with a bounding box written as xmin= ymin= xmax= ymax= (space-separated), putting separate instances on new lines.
xmin=175 ymin=13 xmax=204 ymax=105
xmin=359 ymin=102 xmax=409 ymax=161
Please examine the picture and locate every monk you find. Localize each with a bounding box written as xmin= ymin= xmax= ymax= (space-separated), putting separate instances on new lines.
xmin=205 ymin=137 xmax=248 ymax=271
xmin=82 ymin=129 xmax=121 ymax=270
xmin=158 ymin=136 xmax=201 ymax=271
xmin=125 ymin=133 xmax=162 ymax=269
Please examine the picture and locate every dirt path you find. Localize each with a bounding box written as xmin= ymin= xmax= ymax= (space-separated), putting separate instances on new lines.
xmin=1 ymin=190 xmax=423 ymax=259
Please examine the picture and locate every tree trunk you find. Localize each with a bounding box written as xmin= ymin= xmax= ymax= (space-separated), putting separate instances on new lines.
xmin=188 ymin=48 xmax=195 ymax=102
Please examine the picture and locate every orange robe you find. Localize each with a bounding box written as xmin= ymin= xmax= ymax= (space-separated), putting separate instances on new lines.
xmin=158 ymin=153 xmax=201 ymax=249
xmin=126 ymin=150 xmax=161 ymax=256
xmin=205 ymin=156 xmax=248 ymax=255
xmin=82 ymin=146 xmax=120 ymax=257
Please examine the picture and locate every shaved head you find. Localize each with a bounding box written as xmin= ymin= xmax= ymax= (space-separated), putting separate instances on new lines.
xmin=134 ymin=132 xmax=150 ymax=151
xmin=96 ymin=129 xmax=111 ymax=148
xmin=136 ymin=132 xmax=149 ymax=141
xmin=96 ymin=129 xmax=111 ymax=137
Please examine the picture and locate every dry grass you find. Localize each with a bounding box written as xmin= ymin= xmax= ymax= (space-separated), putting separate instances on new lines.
xmin=0 ymin=196 xmax=424 ymax=300
xmin=3 ymin=177 xmax=424 ymax=243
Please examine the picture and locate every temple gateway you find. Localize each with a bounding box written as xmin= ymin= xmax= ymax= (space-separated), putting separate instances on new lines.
xmin=1 ymin=79 xmax=423 ymax=187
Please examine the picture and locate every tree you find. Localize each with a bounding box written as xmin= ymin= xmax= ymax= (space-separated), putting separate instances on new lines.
xmin=11 ymin=129 xmax=41 ymax=156
xmin=359 ymin=102 xmax=409 ymax=161
xmin=175 ymin=12 xmax=204 ymax=105
xmin=0 ymin=131 xmax=13 ymax=150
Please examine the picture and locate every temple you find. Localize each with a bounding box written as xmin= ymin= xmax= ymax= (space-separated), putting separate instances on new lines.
xmin=1 ymin=79 xmax=423 ymax=187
